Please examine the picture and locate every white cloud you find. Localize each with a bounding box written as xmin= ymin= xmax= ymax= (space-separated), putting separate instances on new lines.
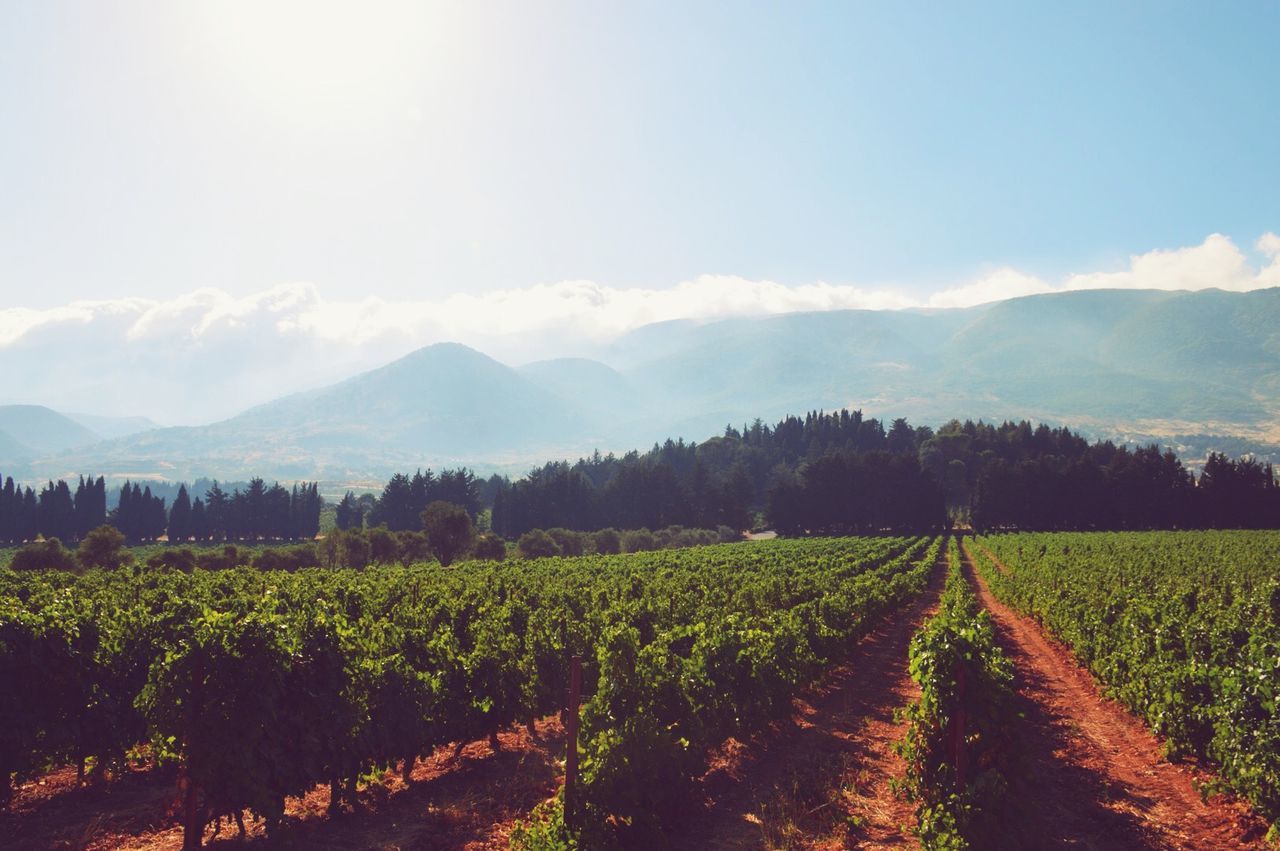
xmin=924 ymin=232 xmax=1280 ymax=309
xmin=1257 ymin=232 xmax=1280 ymax=258
xmin=926 ymin=268 xmax=1054 ymax=309
xmin=1062 ymin=233 xmax=1255 ymax=292
xmin=1 ymin=232 xmax=1277 ymax=423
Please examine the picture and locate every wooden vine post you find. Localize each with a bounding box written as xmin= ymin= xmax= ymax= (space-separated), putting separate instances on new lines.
xmin=564 ymin=653 xmax=583 ymax=828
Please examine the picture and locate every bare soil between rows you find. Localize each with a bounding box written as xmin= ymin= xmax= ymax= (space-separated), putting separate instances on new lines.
xmin=6 ymin=539 xmax=1272 ymax=849
xmin=960 ymin=539 xmax=1269 ymax=850
xmin=1 ymin=720 xmax=566 ymax=850
xmin=669 ymin=552 xmax=947 ymax=850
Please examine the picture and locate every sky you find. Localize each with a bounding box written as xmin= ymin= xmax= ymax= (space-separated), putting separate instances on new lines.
xmin=1 ymin=1 xmax=1279 ymax=423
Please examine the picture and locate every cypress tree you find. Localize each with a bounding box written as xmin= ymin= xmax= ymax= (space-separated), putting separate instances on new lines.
xmin=168 ymin=484 xmax=192 ymax=542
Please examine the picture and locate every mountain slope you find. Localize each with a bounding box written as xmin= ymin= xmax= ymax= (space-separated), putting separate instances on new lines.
xmin=0 ymin=405 xmax=102 ymax=455
xmin=64 ymin=412 xmax=160 ymax=440
xmin=33 ymin=344 xmax=587 ymax=480
xmin=16 ymin=288 xmax=1280 ymax=481
xmin=0 ymin=429 xmax=33 ymax=462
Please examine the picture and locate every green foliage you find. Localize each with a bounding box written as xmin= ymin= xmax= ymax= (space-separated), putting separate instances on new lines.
xmin=545 ymin=528 xmax=585 ymax=557
xmin=509 ymin=797 xmax=578 ymax=850
xmin=575 ymin=536 xmax=940 ymax=844
xmin=0 ymin=535 xmax=936 ymax=844
xmin=10 ymin=538 xmax=78 ymax=572
xmin=76 ymin=525 xmax=131 ymax=571
xmin=897 ymin=539 xmax=1013 ymax=849
xmin=250 ymin=544 xmax=319 ymax=572
xmin=974 ymin=531 xmax=1280 ymax=837
xmin=517 ymin=529 xmax=561 ymax=560
xmin=472 ymin=533 xmax=506 ymax=562
xmin=148 ymin=547 xmax=197 ymax=572
xmin=420 ymin=501 xmax=475 ymax=567
xmin=591 ymin=528 xmax=621 ymax=555
xmin=620 ymin=528 xmax=655 ymax=552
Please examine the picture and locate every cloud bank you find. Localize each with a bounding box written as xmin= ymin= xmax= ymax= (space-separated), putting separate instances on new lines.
xmin=2 ymin=232 xmax=1277 ymax=425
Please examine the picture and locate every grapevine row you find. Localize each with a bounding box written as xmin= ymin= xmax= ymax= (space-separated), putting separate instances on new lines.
xmin=0 ymin=535 xmax=935 ymax=847
xmin=971 ymin=531 xmax=1280 ymax=840
xmin=896 ymin=537 xmax=1013 ymax=849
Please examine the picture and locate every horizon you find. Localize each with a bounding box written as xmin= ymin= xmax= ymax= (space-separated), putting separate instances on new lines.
xmin=4 ymin=2 xmax=1280 ymax=423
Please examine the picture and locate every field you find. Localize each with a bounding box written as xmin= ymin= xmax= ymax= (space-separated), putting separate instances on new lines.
xmin=2 ymin=532 xmax=1278 ymax=848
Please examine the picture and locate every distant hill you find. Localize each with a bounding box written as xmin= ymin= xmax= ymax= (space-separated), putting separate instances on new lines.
xmin=0 ymin=405 xmax=102 ymax=456
xmin=25 ymin=344 xmax=589 ymax=480
xmin=12 ymin=287 xmax=1280 ymax=481
xmin=0 ymin=428 xmax=33 ymax=462
xmin=64 ymin=412 xmax=160 ymax=440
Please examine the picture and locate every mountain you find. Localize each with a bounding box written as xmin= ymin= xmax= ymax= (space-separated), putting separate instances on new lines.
xmin=0 ymin=429 xmax=33 ymax=461
xmin=609 ymin=287 xmax=1280 ymax=438
xmin=0 ymin=405 xmax=102 ymax=456
xmin=11 ymin=288 xmax=1280 ymax=482
xmin=22 ymin=344 xmax=588 ymax=481
xmin=518 ymin=358 xmax=656 ymax=444
xmin=64 ymin=413 xmax=161 ymax=440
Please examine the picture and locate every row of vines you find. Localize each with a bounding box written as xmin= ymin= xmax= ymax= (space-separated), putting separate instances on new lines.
xmin=971 ymin=530 xmax=1280 ymax=840
xmin=896 ymin=537 xmax=1013 ymax=849
xmin=0 ymin=535 xmax=938 ymax=847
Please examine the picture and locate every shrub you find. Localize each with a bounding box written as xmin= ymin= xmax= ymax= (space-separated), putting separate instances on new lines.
xmin=592 ymin=528 xmax=622 ymax=555
xmin=395 ymin=530 xmax=432 ymax=565
xmin=517 ymin=529 xmax=561 ymax=559
xmin=367 ymin=526 xmax=400 ymax=565
xmin=147 ymin=548 xmax=197 ymax=572
xmin=717 ymin=525 xmax=741 ymax=543
xmin=546 ymin=528 xmax=586 ymax=557
xmin=620 ymin=529 xmax=655 ymax=553
xmin=252 ymin=544 xmax=320 ymax=572
xmin=197 ymin=544 xmax=242 ymax=571
xmin=421 ymin=502 xmax=476 ymax=567
xmin=473 ymin=533 xmax=507 ymax=562
xmin=77 ymin=525 xmax=132 ymax=571
xmin=10 ymin=538 xmax=78 ymax=571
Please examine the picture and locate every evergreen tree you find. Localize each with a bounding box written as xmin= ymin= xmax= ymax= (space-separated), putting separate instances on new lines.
xmin=335 ymin=491 xmax=359 ymax=531
xmin=168 ymin=485 xmax=192 ymax=542
xmin=190 ymin=497 xmax=208 ymax=541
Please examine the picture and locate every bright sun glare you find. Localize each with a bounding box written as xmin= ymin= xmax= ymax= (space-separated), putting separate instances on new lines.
xmin=188 ymin=1 xmax=449 ymax=125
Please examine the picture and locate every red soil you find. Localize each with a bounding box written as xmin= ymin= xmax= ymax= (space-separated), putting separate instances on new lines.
xmin=671 ymin=554 xmax=948 ymax=850
xmin=7 ymin=539 xmax=1271 ymax=850
xmin=961 ymin=539 xmax=1269 ymax=850
xmin=1 ymin=719 xmax=565 ymax=850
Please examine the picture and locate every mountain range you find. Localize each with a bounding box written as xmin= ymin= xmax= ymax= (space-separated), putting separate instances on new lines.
xmin=3 ymin=287 xmax=1278 ymax=485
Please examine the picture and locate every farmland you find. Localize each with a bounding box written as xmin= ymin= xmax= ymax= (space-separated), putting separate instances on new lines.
xmin=970 ymin=531 xmax=1280 ymax=841
xmin=2 ymin=531 xmax=1278 ymax=848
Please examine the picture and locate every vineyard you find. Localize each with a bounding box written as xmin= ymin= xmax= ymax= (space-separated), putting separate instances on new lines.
xmin=971 ymin=531 xmax=1280 ymax=841
xmin=0 ymin=535 xmax=938 ymax=848
xmin=3 ymin=531 xmax=1279 ymax=848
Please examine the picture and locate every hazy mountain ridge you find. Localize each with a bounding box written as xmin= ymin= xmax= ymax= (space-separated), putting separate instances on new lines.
xmin=0 ymin=405 xmax=102 ymax=457
xmin=6 ymin=287 xmax=1279 ymax=482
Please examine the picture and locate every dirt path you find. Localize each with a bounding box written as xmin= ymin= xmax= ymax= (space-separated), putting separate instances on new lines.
xmin=673 ymin=552 xmax=947 ymax=850
xmin=1 ymin=719 xmax=565 ymax=851
xmin=959 ymin=540 xmax=1268 ymax=850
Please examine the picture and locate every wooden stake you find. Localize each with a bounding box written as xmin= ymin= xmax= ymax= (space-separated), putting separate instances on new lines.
xmin=564 ymin=653 xmax=582 ymax=828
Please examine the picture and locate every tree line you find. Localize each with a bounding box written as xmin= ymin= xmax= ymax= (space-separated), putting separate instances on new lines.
xmin=334 ymin=468 xmax=481 ymax=532
xmin=0 ymin=475 xmax=321 ymax=545
xmin=4 ymin=411 xmax=1277 ymax=548
xmin=479 ymin=413 xmax=1278 ymax=536
xmin=0 ymin=475 xmax=106 ymax=545
xmin=970 ymin=447 xmax=1280 ymax=531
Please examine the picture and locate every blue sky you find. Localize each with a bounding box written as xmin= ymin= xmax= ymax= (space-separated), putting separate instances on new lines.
xmin=2 ymin=0 xmax=1278 ymax=315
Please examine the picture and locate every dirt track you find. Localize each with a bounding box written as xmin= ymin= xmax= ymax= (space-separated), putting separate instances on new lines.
xmin=0 ymin=720 xmax=565 ymax=851
xmin=673 ymin=552 xmax=947 ymax=850
xmin=960 ymin=540 xmax=1268 ymax=850
xmin=5 ymin=539 xmax=1272 ymax=849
